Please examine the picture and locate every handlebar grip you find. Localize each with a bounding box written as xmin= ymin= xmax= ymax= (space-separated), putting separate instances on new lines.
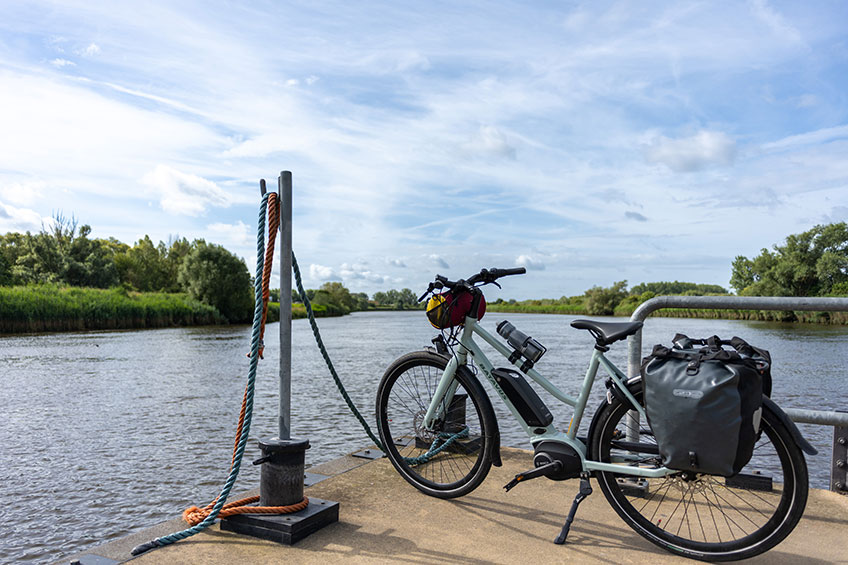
xmin=493 ymin=267 xmax=526 ymax=277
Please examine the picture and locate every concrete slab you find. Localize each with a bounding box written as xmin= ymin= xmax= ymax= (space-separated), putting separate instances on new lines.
xmin=65 ymin=447 xmax=848 ymax=564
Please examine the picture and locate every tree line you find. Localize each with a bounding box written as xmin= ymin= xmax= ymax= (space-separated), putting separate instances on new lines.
xmin=490 ymin=221 xmax=848 ymax=318
xmin=490 ymin=280 xmax=731 ymax=316
xmin=0 ymin=215 xmax=423 ymax=323
xmin=0 ymin=215 xmax=253 ymax=322
xmin=730 ymin=222 xmax=848 ymax=297
xmin=3 ymin=217 xmax=845 ymax=326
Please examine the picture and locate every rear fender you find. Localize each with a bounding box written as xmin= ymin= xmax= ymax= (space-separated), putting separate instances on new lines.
xmin=587 ymin=378 xmax=643 ymax=456
xmin=762 ymin=396 xmax=818 ymax=456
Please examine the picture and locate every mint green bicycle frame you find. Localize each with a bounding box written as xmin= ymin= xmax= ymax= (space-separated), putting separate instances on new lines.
xmin=422 ymin=316 xmax=677 ymax=479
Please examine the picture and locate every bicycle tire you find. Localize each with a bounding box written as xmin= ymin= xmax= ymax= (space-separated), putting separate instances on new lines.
xmin=376 ymin=350 xmax=495 ymax=499
xmin=589 ymin=384 xmax=808 ymax=561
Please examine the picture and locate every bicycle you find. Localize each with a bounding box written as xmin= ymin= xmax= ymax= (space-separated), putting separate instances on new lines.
xmin=375 ymin=267 xmax=813 ymax=562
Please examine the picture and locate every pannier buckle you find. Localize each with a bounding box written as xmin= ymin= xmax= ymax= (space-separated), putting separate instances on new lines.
xmin=689 ymin=451 xmax=698 ymax=468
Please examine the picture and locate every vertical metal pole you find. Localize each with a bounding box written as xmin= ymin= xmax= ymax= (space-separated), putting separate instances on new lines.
xmin=833 ymin=413 xmax=847 ymax=493
xmin=624 ymin=331 xmax=643 ymax=443
xmin=278 ymin=171 xmax=293 ymax=440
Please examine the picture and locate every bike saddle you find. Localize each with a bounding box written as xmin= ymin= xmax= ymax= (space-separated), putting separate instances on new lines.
xmin=570 ymin=319 xmax=643 ymax=346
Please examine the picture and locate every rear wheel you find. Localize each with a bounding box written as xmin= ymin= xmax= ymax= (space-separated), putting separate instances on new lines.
xmin=376 ymin=350 xmax=495 ymax=498
xmin=589 ymin=387 xmax=808 ymax=561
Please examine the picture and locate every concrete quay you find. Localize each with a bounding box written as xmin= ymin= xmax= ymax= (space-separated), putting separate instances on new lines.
xmin=65 ymin=447 xmax=848 ymax=564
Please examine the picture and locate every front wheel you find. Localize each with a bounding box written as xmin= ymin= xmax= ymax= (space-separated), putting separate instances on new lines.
xmin=589 ymin=386 xmax=808 ymax=562
xmin=376 ymin=350 xmax=496 ymax=499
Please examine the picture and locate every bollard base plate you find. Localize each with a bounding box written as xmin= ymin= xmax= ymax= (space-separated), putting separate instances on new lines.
xmin=220 ymin=497 xmax=339 ymax=545
xmin=351 ymin=448 xmax=384 ymax=460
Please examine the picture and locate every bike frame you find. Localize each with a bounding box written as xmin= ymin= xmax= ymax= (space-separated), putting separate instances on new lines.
xmin=423 ymin=316 xmax=676 ymax=479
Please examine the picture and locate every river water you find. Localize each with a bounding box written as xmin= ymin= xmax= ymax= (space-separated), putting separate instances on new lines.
xmin=1 ymin=311 xmax=847 ymax=563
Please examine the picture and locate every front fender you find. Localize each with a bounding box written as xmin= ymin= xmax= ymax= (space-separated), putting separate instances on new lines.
xmin=455 ymin=364 xmax=503 ymax=467
xmin=429 ymin=349 xmax=502 ymax=468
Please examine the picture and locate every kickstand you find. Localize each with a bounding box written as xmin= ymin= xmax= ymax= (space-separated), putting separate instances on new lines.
xmin=554 ymin=473 xmax=593 ymax=544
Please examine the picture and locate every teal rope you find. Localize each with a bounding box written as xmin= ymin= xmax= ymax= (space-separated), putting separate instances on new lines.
xmin=291 ymin=252 xmax=385 ymax=452
xmin=291 ymin=254 xmax=466 ymax=466
xmin=405 ymin=426 xmax=469 ymax=466
xmin=131 ymin=193 xmax=270 ymax=556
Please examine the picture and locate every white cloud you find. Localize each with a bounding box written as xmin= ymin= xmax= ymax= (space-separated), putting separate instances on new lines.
xmin=430 ymin=254 xmax=450 ymax=269
xmin=388 ymin=258 xmax=407 ymax=268
xmin=762 ymin=125 xmax=848 ymax=152
xmin=50 ymin=58 xmax=75 ymax=67
xmin=78 ymin=42 xmax=101 ymax=57
xmin=0 ymin=70 xmax=222 ymax=187
xmin=644 ymin=131 xmax=736 ymax=172
xmin=0 ymin=200 xmax=47 ymax=233
xmin=221 ymin=133 xmax=306 ymax=159
xmin=339 ymin=263 xmax=386 ymax=284
xmin=749 ymin=0 xmax=803 ymax=45
xmin=0 ymin=182 xmax=44 ymax=207
xmin=141 ymin=165 xmax=229 ymax=216
xmin=309 ymin=263 xmax=338 ymax=281
xmin=464 ymin=125 xmax=517 ymax=160
xmin=516 ymin=255 xmax=545 ymax=270
xmin=825 ymin=206 xmax=848 ymax=223
xmin=206 ymin=221 xmax=250 ymax=246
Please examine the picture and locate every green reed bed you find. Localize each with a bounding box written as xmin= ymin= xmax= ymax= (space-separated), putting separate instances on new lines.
xmin=488 ymin=300 xmax=586 ymax=315
xmin=0 ymin=285 xmax=224 ymax=334
xmin=490 ymin=298 xmax=848 ymax=324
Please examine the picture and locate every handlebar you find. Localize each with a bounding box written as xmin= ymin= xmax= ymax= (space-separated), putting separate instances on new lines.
xmin=418 ymin=266 xmax=526 ymax=302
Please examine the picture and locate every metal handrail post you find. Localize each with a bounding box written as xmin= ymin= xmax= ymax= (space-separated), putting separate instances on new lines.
xmin=279 ymin=171 xmax=293 ymax=440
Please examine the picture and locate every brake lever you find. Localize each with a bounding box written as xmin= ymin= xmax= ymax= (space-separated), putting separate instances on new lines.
xmin=417 ymin=282 xmax=435 ymax=302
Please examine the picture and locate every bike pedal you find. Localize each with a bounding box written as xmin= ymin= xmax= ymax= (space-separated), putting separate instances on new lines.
xmin=503 ymin=460 xmax=562 ymax=492
xmin=503 ymin=477 xmax=521 ymax=492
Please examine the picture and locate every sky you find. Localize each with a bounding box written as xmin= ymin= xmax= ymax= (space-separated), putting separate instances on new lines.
xmin=1 ymin=1 xmax=847 ymax=300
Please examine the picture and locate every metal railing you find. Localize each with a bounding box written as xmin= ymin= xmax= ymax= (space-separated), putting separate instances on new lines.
xmin=626 ymin=295 xmax=848 ymax=493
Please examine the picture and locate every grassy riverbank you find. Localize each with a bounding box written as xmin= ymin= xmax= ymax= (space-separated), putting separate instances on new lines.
xmin=0 ymin=285 xmax=225 ymax=333
xmin=4 ymin=286 xmax=846 ymax=336
xmin=0 ymin=285 xmax=355 ymax=334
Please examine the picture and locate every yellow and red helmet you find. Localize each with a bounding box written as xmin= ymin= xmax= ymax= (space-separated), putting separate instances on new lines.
xmin=426 ymin=290 xmax=486 ymax=329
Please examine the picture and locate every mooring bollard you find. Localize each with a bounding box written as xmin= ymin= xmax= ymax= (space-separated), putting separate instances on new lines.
xmin=221 ymin=171 xmax=339 ymax=544
xmin=257 ymin=438 xmax=310 ymax=506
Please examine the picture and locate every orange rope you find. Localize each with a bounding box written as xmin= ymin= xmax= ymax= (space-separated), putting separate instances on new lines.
xmin=257 ymin=192 xmax=280 ymax=359
xmin=182 ymin=495 xmax=310 ymax=526
xmin=185 ymin=191 xmax=307 ymax=526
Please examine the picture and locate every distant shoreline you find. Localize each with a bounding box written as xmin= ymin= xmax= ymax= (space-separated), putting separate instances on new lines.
xmin=3 ymin=285 xmax=847 ymax=336
xmin=488 ymin=304 xmax=848 ymax=324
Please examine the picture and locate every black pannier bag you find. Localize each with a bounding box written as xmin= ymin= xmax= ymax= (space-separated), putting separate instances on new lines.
xmin=640 ymin=334 xmax=769 ymax=477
